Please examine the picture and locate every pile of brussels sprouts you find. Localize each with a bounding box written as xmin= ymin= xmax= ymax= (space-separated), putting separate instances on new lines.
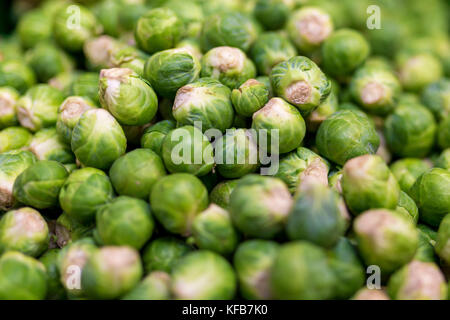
xmin=0 ymin=0 xmax=449 ymax=300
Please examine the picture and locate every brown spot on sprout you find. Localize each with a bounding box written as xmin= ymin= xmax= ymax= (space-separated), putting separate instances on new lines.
xmin=296 ymin=9 xmax=332 ymax=45
xmin=285 ymin=81 xmax=312 ymax=105
xmin=208 ymin=46 xmax=245 ymax=73
xmin=362 ymin=82 xmax=385 ymax=105
xmin=84 ymin=35 xmax=117 ymax=68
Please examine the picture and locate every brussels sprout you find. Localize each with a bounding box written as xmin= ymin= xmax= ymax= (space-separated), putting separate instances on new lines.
xmin=171 ymin=250 xmax=236 ymax=299
xmin=396 ymin=191 xmax=419 ymax=225
xmin=164 ymin=0 xmax=204 ymax=38
xmin=118 ymin=0 xmax=148 ymax=32
xmin=71 ymin=72 xmax=100 ymax=104
xmin=39 ymin=249 xmax=66 ymax=300
xmin=251 ymin=97 xmax=306 ymax=154
xmin=96 ymin=196 xmax=154 ymax=250
xmin=231 ymin=79 xmax=270 ymax=117
xmin=82 ymin=246 xmax=143 ymax=299
xmin=83 ymin=35 xmax=120 ymax=71
xmin=0 ymin=207 xmax=49 ymax=257
xmin=122 ymin=271 xmax=172 ymax=300
xmin=53 ymin=4 xmax=101 ymax=52
xmin=214 ymin=128 xmax=259 ymax=178
xmin=0 ymin=127 xmax=32 ymax=153
xmin=435 ymin=148 xmax=450 ymax=170
xmin=176 ymin=38 xmax=203 ymax=62
xmin=144 ymin=48 xmax=201 ymax=98
xmin=173 ymin=78 xmax=234 ymax=131
xmin=342 ymin=155 xmax=400 ymax=215
xmin=92 ymin=0 xmax=121 ymax=37
xmin=16 ymin=9 xmax=52 ymax=49
xmin=230 ymin=175 xmax=292 ymax=239
xmin=316 ymin=110 xmax=380 ymax=166
xmin=0 ymin=251 xmax=47 ymax=300
xmin=201 ymin=12 xmax=259 ymax=53
xmin=271 ymin=241 xmax=336 ymax=299
xmin=353 ymin=209 xmax=419 ymax=275
xmin=47 ymin=72 xmax=74 ymax=97
xmin=0 ymin=60 xmax=36 ymax=94
xmin=390 ymin=158 xmax=432 ymax=193
xmin=59 ymin=167 xmax=114 ymax=225
xmin=388 ymin=261 xmax=447 ymax=300
xmin=409 ymin=168 xmax=450 ymax=227
xmin=71 ymin=109 xmax=127 ymax=170
xmin=99 ymin=68 xmax=158 ymax=126
xmin=110 ymin=45 xmax=149 ymax=77
xmin=415 ymin=224 xmax=437 ymax=263
xmin=322 ymin=29 xmax=370 ymax=77
xmin=162 ymin=125 xmax=214 ymax=176
xmin=142 ymin=237 xmax=192 ymax=274
xmin=150 ymin=173 xmax=208 ymax=236
xmin=56 ymin=96 xmax=97 ymax=144
xmin=435 ymin=214 xmax=450 ymax=265
xmin=0 ymin=87 xmax=19 ymax=129
xmin=13 ymin=160 xmax=68 ymax=209
xmin=209 ymin=180 xmax=238 ymax=209
xmin=54 ymin=212 xmax=94 ymax=247
xmin=141 ymin=120 xmax=176 ymax=156
xmin=287 ymin=183 xmax=348 ymax=248
xmin=438 ymin=116 xmax=450 ymax=150
xmin=270 ymin=56 xmax=331 ymax=116
xmin=421 ymin=79 xmax=450 ymax=121
xmin=253 ymin=0 xmax=294 ymax=30
xmin=28 ymin=128 xmax=75 ymax=164
xmin=250 ymin=32 xmax=297 ymax=76
xmin=135 ymin=8 xmax=183 ymax=54
xmin=396 ymin=52 xmax=443 ymax=92
xmin=352 ymin=288 xmax=390 ymax=300
xmin=17 ymin=84 xmax=64 ymax=132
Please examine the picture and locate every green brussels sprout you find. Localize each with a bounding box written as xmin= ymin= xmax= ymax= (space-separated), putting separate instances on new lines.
xmin=0 ymin=127 xmax=32 ymax=153
xmin=150 ymin=173 xmax=208 ymax=236
xmin=173 ymin=78 xmax=234 ymax=132
xmin=17 ymin=84 xmax=64 ymax=132
xmin=384 ymin=103 xmax=437 ymax=158
xmin=109 ymin=148 xmax=166 ymax=200
xmin=316 ymin=110 xmax=380 ymax=166
xmin=161 ymin=125 xmax=214 ymax=176
xmin=28 ymin=128 xmax=75 ymax=164
xmin=82 ymin=246 xmax=143 ymax=299
xmin=141 ymin=120 xmax=176 ymax=156
xmin=176 ymin=38 xmax=203 ymax=62
xmin=99 ymin=68 xmax=158 ymax=126
xmin=135 ymin=8 xmax=183 ymax=54
xmin=0 ymin=37 xmax=23 ymax=62
xmin=0 ymin=60 xmax=36 ymax=94
xmin=435 ymin=214 xmax=450 ymax=265
xmin=421 ymin=79 xmax=450 ymax=121
xmin=142 ymin=237 xmax=192 ymax=274
xmin=13 ymin=160 xmax=68 ymax=209
xmin=322 ymin=29 xmax=370 ymax=77
xmin=435 ymin=148 xmax=450 ymax=170
xmin=164 ymin=0 xmax=204 ymax=38
xmin=16 ymin=9 xmax=52 ymax=49
xmin=96 ymin=196 xmax=154 ymax=250
xmin=214 ymin=128 xmax=259 ymax=178
xmin=0 ymin=251 xmax=47 ymax=300
xmin=47 ymin=72 xmax=75 ymax=98
xmin=92 ymin=0 xmax=121 ymax=37
xmin=230 ymin=175 xmax=292 ymax=239
xmin=39 ymin=249 xmax=66 ymax=300
xmin=388 ymin=261 xmax=447 ymax=300
xmin=59 ymin=167 xmax=114 ymax=225
xmin=0 ymin=87 xmax=19 ymax=129
xmin=0 ymin=150 xmax=36 ymax=210
xmin=118 ymin=1 xmax=148 ymax=32
xmin=171 ymin=250 xmax=237 ymax=299
xmin=396 ymin=191 xmax=419 ymax=225
xmin=71 ymin=72 xmax=100 ymax=104
xmin=271 ymin=241 xmax=336 ymax=299
xmin=270 ymin=56 xmax=331 ymax=116
xmin=353 ymin=209 xmax=419 ymax=276
xmin=209 ymin=180 xmax=238 ymax=209
xmin=71 ymin=109 xmax=127 ymax=170
xmin=122 ymin=271 xmax=171 ymax=300
xmin=144 ymin=48 xmax=201 ymax=98
xmin=231 ymin=79 xmax=270 ymax=117
xmin=352 ymin=288 xmax=390 ymax=300
xmin=415 ymin=224 xmax=437 ymax=263
xmin=286 ymin=7 xmax=333 ymax=53
xmin=233 ymin=240 xmax=279 ymax=300
xmin=201 ymin=12 xmax=259 ymax=53
xmin=250 ymin=32 xmax=297 ymax=77
xmin=253 ymin=0 xmax=294 ymax=30
xmin=192 ymin=204 xmax=238 ymax=255
xmin=287 ymin=183 xmax=349 ymax=248
xmin=56 ymin=96 xmax=97 ymax=144
xmin=83 ymin=35 xmax=121 ymax=71
xmin=201 ymin=47 xmax=256 ymax=90
xmin=396 ymin=52 xmax=443 ymax=92
xmin=342 ymin=155 xmax=400 ymax=215
xmin=349 ymin=66 xmax=401 ymax=116
xmin=438 ymin=116 xmax=450 ymax=150
xmin=0 ymin=207 xmax=49 ymax=257
xmin=409 ymin=168 xmax=450 ymax=227
xmin=53 ymin=4 xmax=101 ymax=52
xmin=390 ymin=158 xmax=432 ymax=193
xmin=110 ymin=45 xmax=149 ymax=77
xmin=251 ymin=97 xmax=306 ymax=154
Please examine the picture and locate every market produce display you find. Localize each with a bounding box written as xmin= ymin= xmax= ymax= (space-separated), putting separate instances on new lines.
xmin=0 ymin=0 xmax=449 ymax=301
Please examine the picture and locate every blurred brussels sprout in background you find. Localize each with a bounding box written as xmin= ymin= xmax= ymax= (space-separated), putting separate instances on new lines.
xmin=39 ymin=249 xmax=66 ymax=300
xmin=435 ymin=148 xmax=450 ymax=170
xmin=141 ymin=120 xmax=176 ymax=156
xmin=352 ymin=288 xmax=390 ymax=300
xmin=83 ymin=35 xmax=120 ymax=71
xmin=209 ymin=180 xmax=238 ymax=209
xmin=71 ymin=72 xmax=100 ymax=104
xmin=0 ymin=59 xmax=35 ymax=94
xmin=231 ymin=79 xmax=269 ymax=117
xmin=415 ymin=224 xmax=437 ymax=263
xmin=142 ymin=237 xmax=192 ymax=274
xmin=306 ymin=82 xmax=339 ymax=132
xmin=0 ymin=127 xmax=32 ymax=153
xmin=390 ymin=158 xmax=432 ymax=193
xmin=421 ymin=79 xmax=450 ymax=121
xmin=122 ymin=271 xmax=171 ymax=300
xmin=28 ymin=128 xmax=74 ymax=164
xmin=0 ymin=86 xmax=19 ymax=129
xmin=109 ymin=45 xmax=148 ymax=77
xmin=435 ymin=214 xmax=450 ymax=265
xmin=164 ymin=0 xmax=204 ymax=38
xmin=16 ymin=9 xmax=52 ymax=49
xmin=253 ymin=0 xmax=294 ymax=30
xmin=438 ymin=116 xmax=450 ymax=150
xmin=396 ymin=191 xmax=419 ymax=225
